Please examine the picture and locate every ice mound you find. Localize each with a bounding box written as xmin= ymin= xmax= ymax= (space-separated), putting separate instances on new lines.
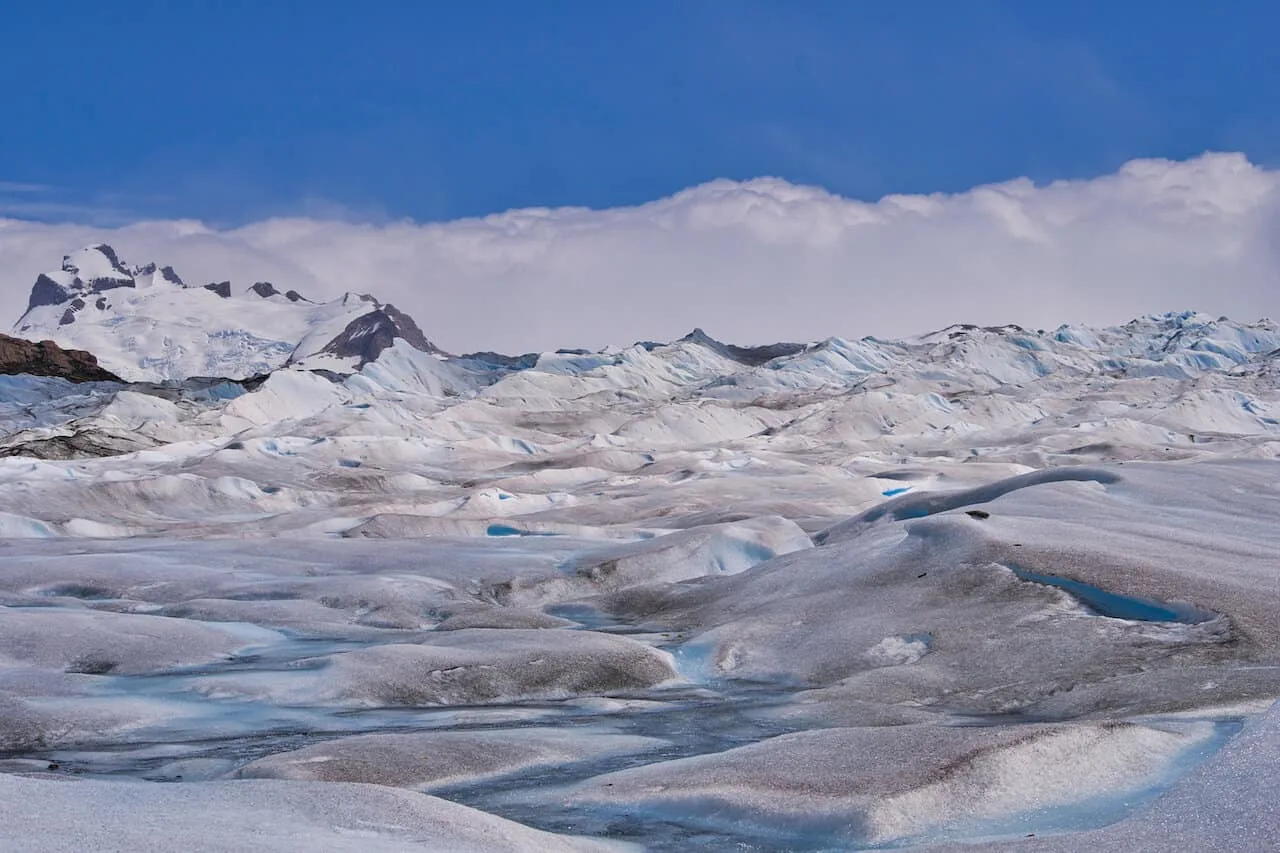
xmin=494 ymin=515 xmax=812 ymax=606
xmin=922 ymin=700 xmax=1280 ymax=851
xmin=233 ymin=727 xmax=666 ymax=790
xmin=0 ymin=692 xmax=192 ymax=753
xmin=0 ymin=774 xmax=624 ymax=853
xmin=431 ymin=606 xmax=579 ymax=630
xmin=0 ymin=608 xmax=279 ymax=675
xmin=199 ymin=628 xmax=678 ymax=707
xmin=0 ymin=660 xmax=202 ymax=752
xmin=318 ymin=629 xmax=679 ymax=706
xmin=568 ymin=721 xmax=1218 ymax=845
xmin=0 ymin=511 xmax=57 ymax=537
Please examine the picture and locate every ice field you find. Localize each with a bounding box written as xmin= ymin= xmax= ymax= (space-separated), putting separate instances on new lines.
xmin=2 ymin=248 xmax=1279 ymax=849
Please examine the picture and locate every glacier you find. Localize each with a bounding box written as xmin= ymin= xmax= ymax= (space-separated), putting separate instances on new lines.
xmin=0 ymin=247 xmax=1279 ymax=850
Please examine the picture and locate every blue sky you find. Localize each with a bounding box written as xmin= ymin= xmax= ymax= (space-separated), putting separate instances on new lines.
xmin=3 ymin=1 xmax=1279 ymax=225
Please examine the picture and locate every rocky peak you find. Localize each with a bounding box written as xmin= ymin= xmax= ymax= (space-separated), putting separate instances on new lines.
xmin=62 ymin=244 xmax=135 ymax=290
xmin=316 ymin=303 xmax=444 ymax=367
xmin=64 ymin=243 xmax=127 ymax=276
xmin=679 ymin=327 xmax=807 ymax=367
xmin=22 ymin=244 xmax=138 ymax=321
xmin=26 ymin=274 xmax=77 ymax=314
xmin=135 ymin=263 xmax=186 ymax=287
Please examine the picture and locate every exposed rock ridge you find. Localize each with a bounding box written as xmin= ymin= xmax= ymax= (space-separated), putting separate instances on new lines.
xmin=0 ymin=334 xmax=122 ymax=383
xmin=315 ymin=301 xmax=445 ymax=367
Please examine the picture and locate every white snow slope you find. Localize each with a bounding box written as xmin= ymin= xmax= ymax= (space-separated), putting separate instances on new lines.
xmin=2 ymin=248 xmax=1280 ymax=851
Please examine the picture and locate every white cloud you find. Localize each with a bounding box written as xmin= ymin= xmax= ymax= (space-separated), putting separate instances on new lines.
xmin=2 ymin=152 xmax=1278 ymax=354
xmin=0 ymin=181 xmax=54 ymax=193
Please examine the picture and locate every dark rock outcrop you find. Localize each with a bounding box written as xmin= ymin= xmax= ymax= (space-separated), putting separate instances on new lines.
xmin=381 ymin=304 xmax=438 ymax=354
xmin=0 ymin=429 xmax=154 ymax=460
xmin=251 ymin=282 xmax=281 ymax=299
xmin=79 ymin=275 xmax=134 ymax=294
xmin=680 ymin=328 xmax=808 ymax=366
xmin=26 ymin=274 xmax=77 ymax=313
xmin=459 ymin=351 xmax=540 ymax=371
xmin=204 ymin=281 xmax=232 ymax=298
xmin=317 ymin=303 xmax=444 ymax=367
xmin=0 ymin=335 xmax=122 ymax=383
xmin=136 ymin=263 xmax=185 ymax=286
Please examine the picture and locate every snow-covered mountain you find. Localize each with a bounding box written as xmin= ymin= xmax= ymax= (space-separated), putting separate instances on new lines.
xmin=13 ymin=244 xmax=441 ymax=382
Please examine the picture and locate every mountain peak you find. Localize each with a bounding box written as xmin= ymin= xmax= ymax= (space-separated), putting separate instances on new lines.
xmin=134 ymin=262 xmax=186 ymax=288
xmin=24 ymin=244 xmax=137 ymax=317
xmin=64 ymin=244 xmax=129 ymax=278
xmin=315 ymin=303 xmax=444 ymax=366
xmin=678 ymin=327 xmax=807 ymax=367
xmin=11 ymin=246 xmax=441 ymax=382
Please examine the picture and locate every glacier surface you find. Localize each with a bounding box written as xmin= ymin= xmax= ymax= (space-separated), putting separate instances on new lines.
xmin=2 ymin=260 xmax=1280 ymax=850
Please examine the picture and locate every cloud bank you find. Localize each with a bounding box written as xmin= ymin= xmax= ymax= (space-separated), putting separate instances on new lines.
xmin=2 ymin=152 xmax=1277 ymax=353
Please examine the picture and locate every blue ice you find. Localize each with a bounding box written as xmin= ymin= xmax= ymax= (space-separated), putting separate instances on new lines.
xmin=1010 ymin=565 xmax=1212 ymax=623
